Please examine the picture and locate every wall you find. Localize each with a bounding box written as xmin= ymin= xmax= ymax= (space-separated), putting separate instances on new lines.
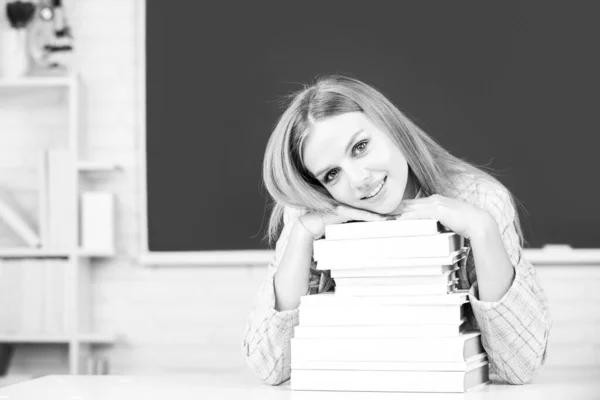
xmin=0 ymin=0 xmax=266 ymax=375
xmin=0 ymin=0 xmax=597 ymax=377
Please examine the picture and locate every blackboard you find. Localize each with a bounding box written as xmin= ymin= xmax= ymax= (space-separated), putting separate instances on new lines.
xmin=146 ymin=1 xmax=600 ymax=252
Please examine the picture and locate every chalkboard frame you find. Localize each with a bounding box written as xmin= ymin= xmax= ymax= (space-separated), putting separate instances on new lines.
xmin=137 ymin=0 xmax=600 ymax=266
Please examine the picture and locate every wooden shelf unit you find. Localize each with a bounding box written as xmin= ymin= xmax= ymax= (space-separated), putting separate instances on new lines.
xmin=0 ymin=74 xmax=118 ymax=374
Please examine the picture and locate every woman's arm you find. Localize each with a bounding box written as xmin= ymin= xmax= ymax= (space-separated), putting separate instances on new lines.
xmin=242 ymin=206 xmax=385 ymax=385
xmin=274 ymin=220 xmax=315 ymax=311
xmin=468 ymin=214 xmax=515 ymax=301
xmin=468 ymin=187 xmax=552 ymax=385
xmin=242 ymin=208 xmax=310 ymax=385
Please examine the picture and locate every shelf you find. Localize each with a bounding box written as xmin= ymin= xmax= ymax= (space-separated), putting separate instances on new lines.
xmin=78 ymin=248 xmax=115 ymax=258
xmin=77 ymin=333 xmax=117 ymax=344
xmin=0 ymin=248 xmax=115 ymax=258
xmin=0 ymin=333 xmax=116 ymax=344
xmin=77 ymin=161 xmax=121 ymax=172
xmin=0 ymin=248 xmax=69 ymax=258
xmin=0 ymin=75 xmax=75 ymax=88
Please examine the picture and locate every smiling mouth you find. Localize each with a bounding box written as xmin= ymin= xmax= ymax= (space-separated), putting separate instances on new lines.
xmin=362 ymin=177 xmax=387 ymax=200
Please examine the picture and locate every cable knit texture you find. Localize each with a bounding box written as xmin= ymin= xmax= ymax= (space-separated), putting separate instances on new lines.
xmin=242 ymin=174 xmax=552 ymax=385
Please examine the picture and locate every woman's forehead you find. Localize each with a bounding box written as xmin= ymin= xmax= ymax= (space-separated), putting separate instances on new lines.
xmin=302 ymin=113 xmax=375 ymax=174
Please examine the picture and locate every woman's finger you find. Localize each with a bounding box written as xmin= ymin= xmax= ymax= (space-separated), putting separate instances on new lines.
xmin=396 ymin=209 xmax=431 ymax=220
xmin=336 ymin=205 xmax=386 ymax=222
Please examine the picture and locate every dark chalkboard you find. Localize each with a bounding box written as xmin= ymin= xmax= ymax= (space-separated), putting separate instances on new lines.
xmin=146 ymin=2 xmax=600 ymax=252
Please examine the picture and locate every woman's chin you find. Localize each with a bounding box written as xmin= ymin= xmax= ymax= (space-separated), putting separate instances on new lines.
xmin=368 ymin=201 xmax=401 ymax=216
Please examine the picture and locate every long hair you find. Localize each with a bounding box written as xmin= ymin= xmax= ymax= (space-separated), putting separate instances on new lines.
xmin=262 ymin=75 xmax=525 ymax=246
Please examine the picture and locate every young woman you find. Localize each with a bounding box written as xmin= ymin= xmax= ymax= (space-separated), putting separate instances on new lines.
xmin=243 ymin=75 xmax=551 ymax=386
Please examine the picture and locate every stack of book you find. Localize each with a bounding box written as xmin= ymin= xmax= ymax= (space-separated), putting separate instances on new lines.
xmin=291 ymin=219 xmax=490 ymax=393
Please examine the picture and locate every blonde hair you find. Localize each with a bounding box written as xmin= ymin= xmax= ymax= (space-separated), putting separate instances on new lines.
xmin=262 ymin=75 xmax=525 ymax=246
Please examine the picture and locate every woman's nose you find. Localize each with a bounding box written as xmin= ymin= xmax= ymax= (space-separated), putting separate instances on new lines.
xmin=348 ymin=166 xmax=371 ymax=190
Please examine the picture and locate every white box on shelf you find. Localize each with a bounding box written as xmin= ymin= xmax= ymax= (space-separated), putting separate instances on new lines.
xmin=80 ymin=192 xmax=115 ymax=252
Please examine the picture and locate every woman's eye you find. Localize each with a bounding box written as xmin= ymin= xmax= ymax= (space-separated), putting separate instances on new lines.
xmin=325 ymin=169 xmax=339 ymax=183
xmin=353 ymin=140 xmax=368 ymax=154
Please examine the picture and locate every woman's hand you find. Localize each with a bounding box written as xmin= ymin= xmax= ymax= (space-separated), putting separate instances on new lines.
xmin=298 ymin=205 xmax=387 ymax=240
xmin=395 ymin=194 xmax=493 ymax=239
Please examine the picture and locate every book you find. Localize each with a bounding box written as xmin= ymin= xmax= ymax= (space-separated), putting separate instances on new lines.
xmin=313 ymin=233 xmax=464 ymax=261
xmin=325 ymin=218 xmax=447 ymax=240
xmin=293 ymin=319 xmax=467 ymax=339
xmin=43 ymin=259 xmax=66 ymax=334
xmin=335 ymin=280 xmax=458 ymax=296
xmin=80 ymin=192 xmax=115 ymax=252
xmin=333 ymin=269 xmax=458 ymax=287
xmin=292 ymin=352 xmax=488 ymax=371
xmin=47 ymin=149 xmax=75 ymax=249
xmin=37 ymin=149 xmax=50 ymax=247
xmin=291 ymin=361 xmax=490 ymax=392
xmin=331 ymin=263 xmax=459 ymax=278
xmin=0 ymin=197 xmax=41 ymax=247
xmin=20 ymin=261 xmax=45 ymax=333
xmin=316 ymin=249 xmax=468 ymax=271
xmin=290 ymin=331 xmax=483 ymax=363
xmin=299 ymin=302 xmax=466 ymax=326
xmin=300 ymin=291 xmax=469 ymax=307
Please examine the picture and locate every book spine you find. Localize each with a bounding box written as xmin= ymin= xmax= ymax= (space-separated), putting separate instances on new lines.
xmin=293 ymin=322 xmax=465 ymax=339
xmin=335 ymin=281 xmax=457 ymax=296
xmin=37 ymin=149 xmax=50 ymax=247
xmin=314 ymin=233 xmax=463 ymax=260
xmin=291 ymin=335 xmax=477 ymax=362
xmin=47 ymin=149 xmax=75 ymax=249
xmin=299 ymin=293 xmax=468 ymax=307
xmin=315 ymin=250 xmax=466 ymax=270
xmin=331 ymin=264 xmax=455 ymax=278
xmin=333 ymin=270 xmax=456 ymax=286
xmin=325 ymin=219 xmax=442 ymax=240
xmin=291 ymin=357 xmax=486 ymax=371
xmin=299 ymin=304 xmax=463 ymax=326
xmin=291 ymin=369 xmax=468 ymax=392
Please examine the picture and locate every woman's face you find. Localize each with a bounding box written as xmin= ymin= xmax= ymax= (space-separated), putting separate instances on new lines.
xmin=302 ymin=112 xmax=414 ymax=215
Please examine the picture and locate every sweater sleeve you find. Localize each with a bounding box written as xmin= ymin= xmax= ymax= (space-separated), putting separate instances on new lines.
xmin=468 ymin=187 xmax=552 ymax=384
xmin=241 ymin=207 xmax=301 ymax=385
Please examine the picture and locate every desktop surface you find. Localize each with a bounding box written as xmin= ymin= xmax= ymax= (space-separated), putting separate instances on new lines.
xmin=0 ymin=368 xmax=598 ymax=400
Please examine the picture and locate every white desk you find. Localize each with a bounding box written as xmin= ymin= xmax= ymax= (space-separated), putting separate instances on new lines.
xmin=0 ymin=368 xmax=598 ymax=400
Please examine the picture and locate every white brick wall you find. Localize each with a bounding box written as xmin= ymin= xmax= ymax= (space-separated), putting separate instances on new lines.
xmin=1 ymin=0 xmax=598 ymax=377
xmin=536 ymin=265 xmax=600 ymax=368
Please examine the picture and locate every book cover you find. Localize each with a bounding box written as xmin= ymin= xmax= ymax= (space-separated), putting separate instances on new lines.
xmin=291 ymin=362 xmax=490 ymax=392
xmin=291 ymin=331 xmax=483 ymax=363
xmin=313 ymin=233 xmax=464 ymax=261
xmin=325 ymin=218 xmax=447 ymax=240
xmin=315 ymin=248 xmax=468 ymax=271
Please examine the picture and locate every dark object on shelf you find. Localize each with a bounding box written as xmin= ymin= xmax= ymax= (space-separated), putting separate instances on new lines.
xmin=0 ymin=344 xmax=15 ymax=376
xmin=5 ymin=1 xmax=36 ymax=29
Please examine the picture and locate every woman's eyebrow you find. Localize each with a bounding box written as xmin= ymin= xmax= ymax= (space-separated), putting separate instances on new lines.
xmin=314 ymin=129 xmax=364 ymax=179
